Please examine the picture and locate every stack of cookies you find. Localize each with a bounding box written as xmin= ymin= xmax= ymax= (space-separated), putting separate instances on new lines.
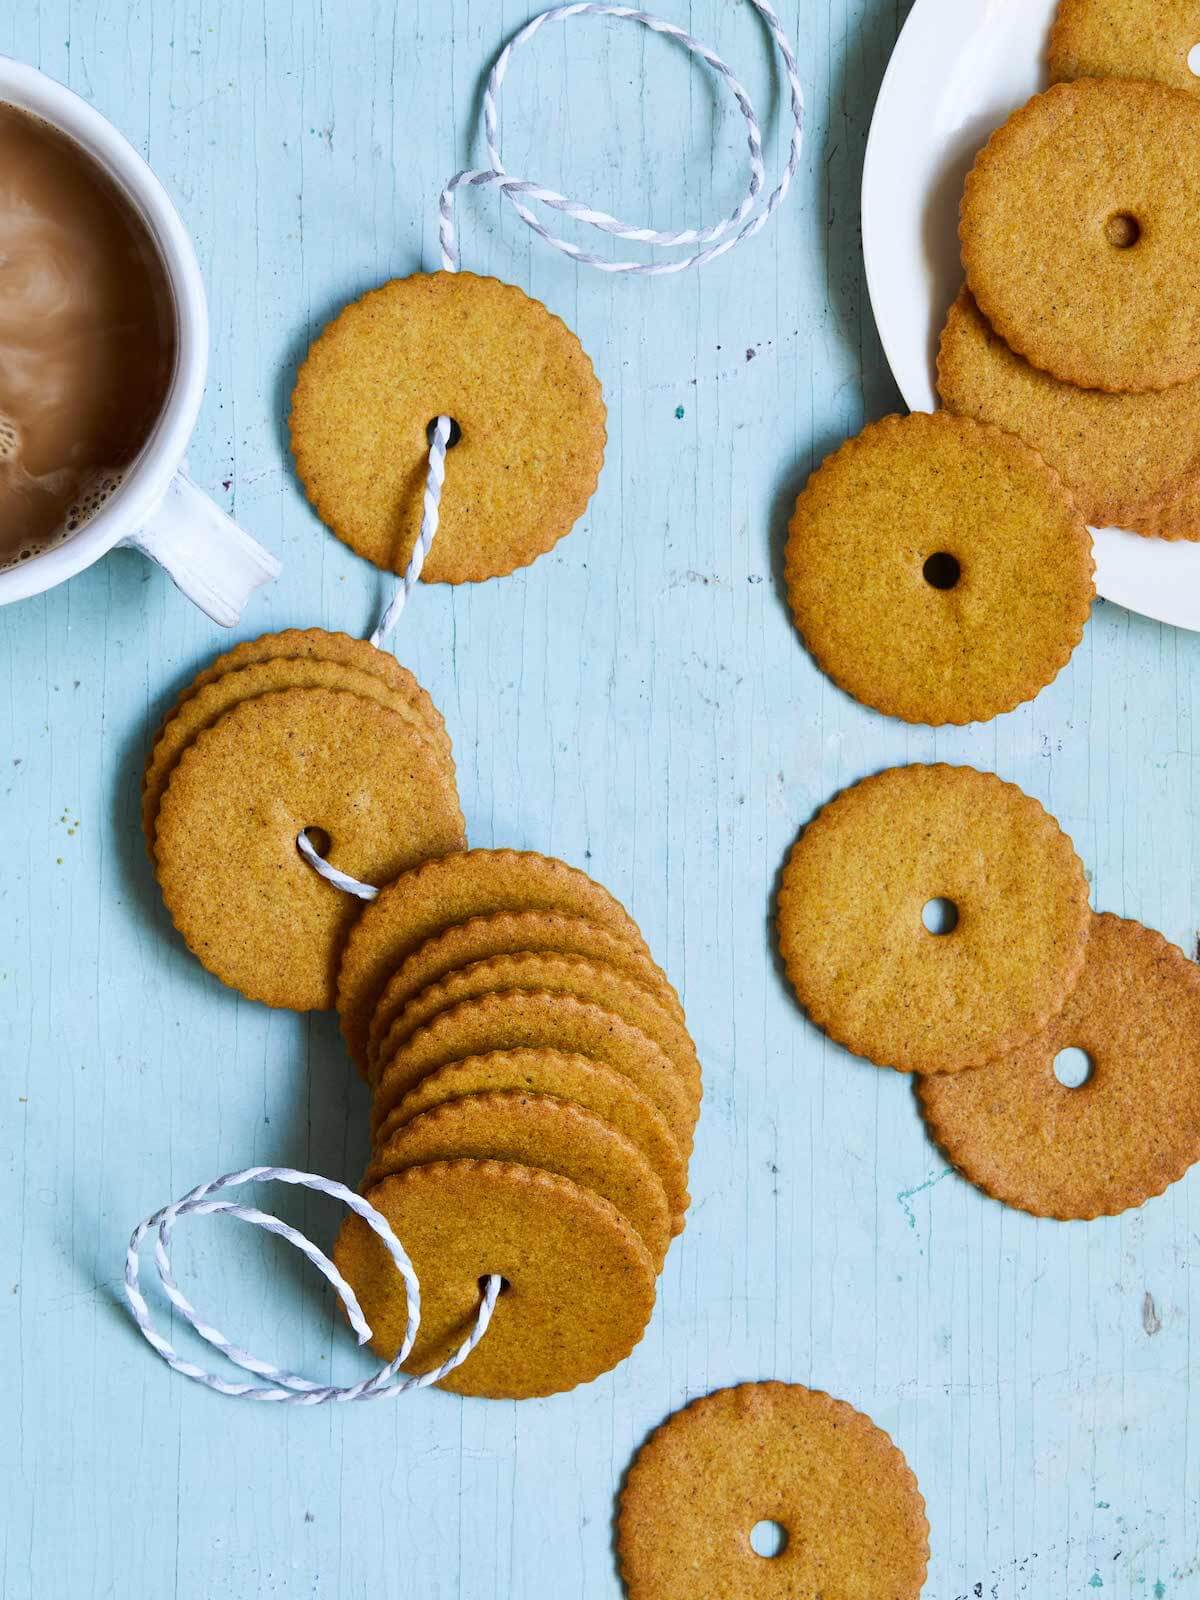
xmin=940 ymin=10 xmax=1200 ymax=540
xmin=778 ymin=763 xmax=1200 ymax=1223
xmin=144 ymin=628 xmax=466 ymax=1011
xmin=331 ymin=848 xmax=699 ymax=1399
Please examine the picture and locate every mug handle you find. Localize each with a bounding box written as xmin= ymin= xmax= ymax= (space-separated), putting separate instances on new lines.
xmin=126 ymin=472 xmax=282 ymax=627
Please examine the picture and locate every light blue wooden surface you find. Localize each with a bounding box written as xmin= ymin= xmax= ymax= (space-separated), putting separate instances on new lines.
xmin=2 ymin=2 xmax=1199 ymax=1595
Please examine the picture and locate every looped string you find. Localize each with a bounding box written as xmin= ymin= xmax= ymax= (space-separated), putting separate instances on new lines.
xmin=439 ymin=0 xmax=805 ymax=276
xmin=124 ymin=1166 xmax=502 ymax=1403
xmin=369 ymin=0 xmax=806 ymax=644
xmin=128 ymin=1 xmax=807 ymax=1403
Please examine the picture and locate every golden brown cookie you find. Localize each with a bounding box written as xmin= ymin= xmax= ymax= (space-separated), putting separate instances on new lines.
xmin=616 ymin=1382 xmax=930 ymax=1600
xmin=363 ymin=1091 xmax=671 ymax=1269
xmin=1049 ymin=0 xmax=1200 ymax=98
xmin=366 ymin=908 xmax=684 ymax=1069
xmin=919 ymin=913 xmax=1200 ymax=1219
xmin=154 ymin=688 xmax=466 ymax=1010
xmin=174 ymin=627 xmax=448 ymax=749
xmin=290 ymin=273 xmax=607 ymax=583
xmin=937 ymin=289 xmax=1200 ymax=531
xmin=777 ymin=765 xmax=1091 ymax=1074
xmin=338 ymin=849 xmax=650 ymax=1071
xmin=333 ymin=1160 xmax=656 ymax=1398
xmin=1135 ymin=472 xmax=1200 ymax=540
xmin=785 ymin=412 xmax=1093 ymax=725
xmin=142 ymin=657 xmax=452 ymax=850
xmin=960 ymin=80 xmax=1200 ymax=392
xmin=371 ymin=1048 xmax=690 ymax=1228
xmin=373 ymin=953 xmax=700 ymax=1100
xmin=370 ymin=990 xmax=698 ymax=1156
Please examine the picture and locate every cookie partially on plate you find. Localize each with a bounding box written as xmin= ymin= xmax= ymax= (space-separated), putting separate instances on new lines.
xmin=961 ymin=80 xmax=1200 ymax=392
xmin=1049 ymin=0 xmax=1200 ymax=98
xmin=938 ymin=288 xmax=1200 ymax=532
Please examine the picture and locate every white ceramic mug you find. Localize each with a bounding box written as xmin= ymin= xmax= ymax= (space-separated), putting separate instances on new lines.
xmin=0 ymin=57 xmax=281 ymax=625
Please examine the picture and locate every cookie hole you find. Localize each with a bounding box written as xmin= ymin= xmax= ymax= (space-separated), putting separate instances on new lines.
xmin=480 ymin=1274 xmax=511 ymax=1297
xmin=749 ymin=1521 xmax=788 ymax=1559
xmin=427 ymin=416 xmax=463 ymax=450
xmin=1054 ymin=1046 xmax=1093 ymax=1089
xmin=1105 ymin=212 xmax=1141 ymax=250
xmin=922 ymin=897 xmax=959 ymax=936
xmin=1188 ymin=43 xmax=1200 ymax=76
xmin=302 ymin=827 xmax=332 ymax=857
xmin=922 ymin=551 xmax=960 ymax=590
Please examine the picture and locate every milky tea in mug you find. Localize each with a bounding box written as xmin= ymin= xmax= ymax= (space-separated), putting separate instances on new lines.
xmin=0 ymin=100 xmax=176 ymax=569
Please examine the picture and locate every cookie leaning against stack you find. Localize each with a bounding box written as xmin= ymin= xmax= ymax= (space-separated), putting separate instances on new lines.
xmin=144 ymin=628 xmax=465 ymax=1011
xmin=331 ymin=848 xmax=701 ymax=1399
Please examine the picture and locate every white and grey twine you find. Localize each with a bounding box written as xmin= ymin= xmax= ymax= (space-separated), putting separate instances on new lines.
xmin=127 ymin=0 xmax=804 ymax=1402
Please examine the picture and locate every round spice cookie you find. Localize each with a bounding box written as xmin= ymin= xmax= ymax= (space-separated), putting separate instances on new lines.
xmin=170 ymin=627 xmax=449 ymax=751
xmin=785 ymin=412 xmax=1094 ymax=726
xmin=616 ymin=1382 xmax=930 ymax=1600
xmin=370 ymin=990 xmax=699 ymax=1156
xmin=960 ymin=80 xmax=1200 ymax=393
xmin=1049 ymin=0 xmax=1200 ymax=98
xmin=363 ymin=1091 xmax=672 ymax=1270
xmin=333 ymin=1160 xmax=656 ymax=1398
xmin=1134 ymin=473 xmax=1200 ymax=541
xmin=919 ymin=913 xmax=1200 ymax=1219
xmin=777 ymin=765 xmax=1091 ymax=1074
xmin=371 ymin=1049 xmax=690 ymax=1229
xmin=154 ymin=688 xmax=466 ymax=1011
xmin=373 ymin=953 xmax=700 ymax=1101
xmin=937 ymin=288 xmax=1200 ymax=532
xmin=290 ymin=272 xmax=607 ymax=583
xmin=366 ymin=908 xmax=684 ymax=1068
xmin=142 ymin=658 xmax=453 ymax=850
xmin=338 ymin=848 xmax=650 ymax=1071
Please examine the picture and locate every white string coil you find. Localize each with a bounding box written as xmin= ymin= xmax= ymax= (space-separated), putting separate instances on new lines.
xmin=124 ymin=1167 xmax=501 ymax=1403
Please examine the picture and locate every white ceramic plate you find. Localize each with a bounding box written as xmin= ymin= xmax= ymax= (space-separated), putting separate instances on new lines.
xmin=861 ymin=0 xmax=1200 ymax=632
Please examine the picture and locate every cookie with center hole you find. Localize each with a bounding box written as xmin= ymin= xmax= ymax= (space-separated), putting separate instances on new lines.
xmin=373 ymin=952 xmax=700 ymax=1101
xmin=154 ymin=687 xmax=466 ymax=1010
xmin=785 ymin=411 xmax=1094 ymax=725
xmin=332 ymin=1159 xmax=656 ymax=1398
xmin=289 ymin=272 xmax=607 ymax=583
xmin=371 ymin=989 xmax=698 ymax=1157
xmin=776 ymin=764 xmax=1091 ymax=1074
xmin=938 ymin=289 xmax=1200 ymax=534
xmin=177 ymin=627 xmax=449 ymax=747
xmin=1049 ymin=0 xmax=1200 ymax=98
xmin=371 ymin=1049 xmax=689 ymax=1230
xmin=364 ymin=1091 xmax=672 ymax=1271
xmin=960 ymin=79 xmax=1200 ymax=393
xmin=142 ymin=657 xmax=454 ymax=852
xmin=338 ymin=848 xmax=651 ymax=1071
xmin=616 ymin=1382 xmax=930 ymax=1600
xmin=919 ymin=913 xmax=1200 ymax=1219
xmin=366 ymin=908 xmax=684 ymax=1069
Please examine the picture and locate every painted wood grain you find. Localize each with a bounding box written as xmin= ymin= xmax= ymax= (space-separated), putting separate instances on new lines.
xmin=1 ymin=1 xmax=1198 ymax=1595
